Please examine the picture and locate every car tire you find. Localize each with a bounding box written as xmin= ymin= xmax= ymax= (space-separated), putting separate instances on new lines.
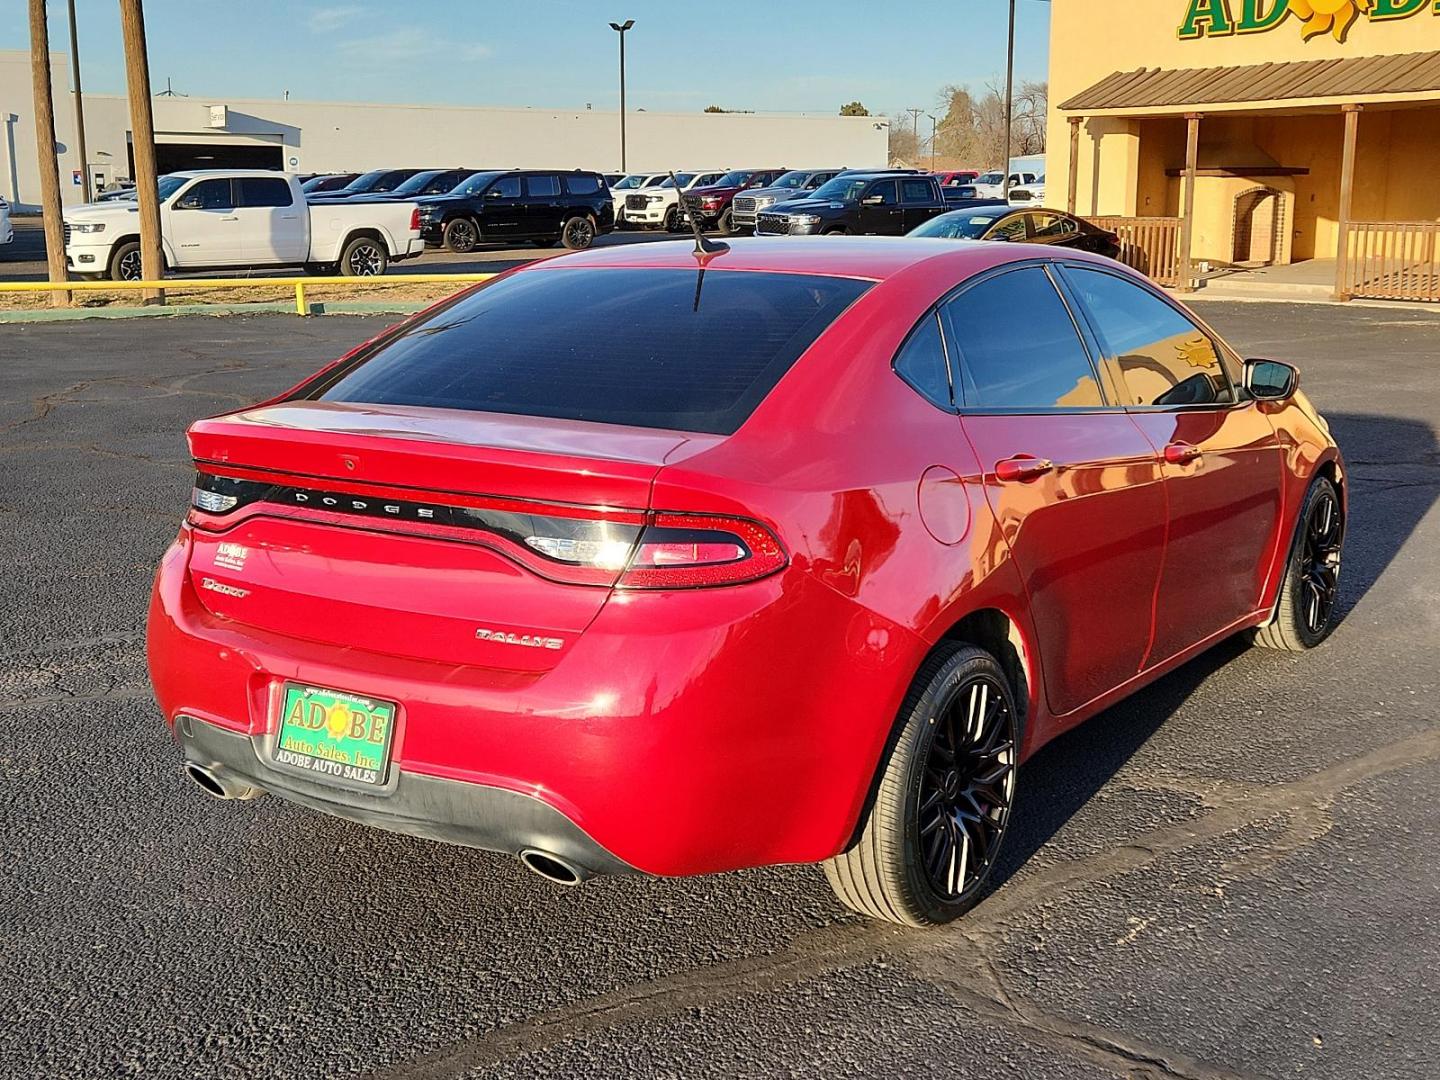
xmin=443 ymin=217 xmax=479 ymax=254
xmin=717 ymin=208 xmax=734 ymax=235
xmin=663 ymin=206 xmax=680 ymax=232
xmin=339 ymin=235 xmax=388 ymax=277
xmin=823 ymin=642 xmax=1019 ymax=927
xmin=107 ymin=240 xmax=144 ymax=282
xmin=561 ymin=215 xmax=596 ymax=250
xmin=821 ymin=226 xmax=848 ymax=236
xmin=1252 ymin=475 xmax=1343 ymax=652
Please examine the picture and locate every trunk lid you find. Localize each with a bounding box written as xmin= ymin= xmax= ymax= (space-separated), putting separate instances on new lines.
xmin=186 ymin=401 xmax=716 ymax=670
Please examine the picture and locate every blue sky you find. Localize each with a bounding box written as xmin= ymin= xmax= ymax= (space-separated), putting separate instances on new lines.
xmin=1 ymin=0 xmax=1051 ymax=117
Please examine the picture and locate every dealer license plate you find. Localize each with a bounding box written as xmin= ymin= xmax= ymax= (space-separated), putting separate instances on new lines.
xmin=274 ymin=683 xmax=396 ymax=788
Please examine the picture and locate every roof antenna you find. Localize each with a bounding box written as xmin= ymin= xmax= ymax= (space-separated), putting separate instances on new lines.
xmin=670 ymin=171 xmax=728 ymax=259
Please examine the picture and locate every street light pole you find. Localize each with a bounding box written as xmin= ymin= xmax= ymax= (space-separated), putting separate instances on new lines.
xmin=1002 ymin=0 xmax=1016 ymax=200
xmin=28 ymin=0 xmax=70 ymax=305
xmin=66 ymin=0 xmax=90 ymax=203
xmin=927 ymin=114 xmax=938 ymax=170
xmin=609 ymin=20 xmax=634 ymax=173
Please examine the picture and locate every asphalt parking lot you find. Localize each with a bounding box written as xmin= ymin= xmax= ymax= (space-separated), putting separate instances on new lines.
xmin=0 ymin=215 xmax=675 ymax=282
xmin=2 ymin=300 xmax=1437 ymax=1078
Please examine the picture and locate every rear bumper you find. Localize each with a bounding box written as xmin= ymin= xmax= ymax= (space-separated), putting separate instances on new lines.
xmin=176 ymin=714 xmax=633 ymax=876
xmin=147 ymin=528 xmax=922 ymax=877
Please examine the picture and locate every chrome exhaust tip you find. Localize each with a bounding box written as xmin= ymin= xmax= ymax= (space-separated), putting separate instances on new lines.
xmin=518 ymin=848 xmax=590 ymax=886
xmin=183 ymin=761 xmax=263 ymax=801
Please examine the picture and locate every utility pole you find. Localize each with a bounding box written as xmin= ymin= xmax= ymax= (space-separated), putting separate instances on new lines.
xmin=927 ymin=113 xmax=938 ymax=170
xmin=119 ymin=0 xmax=163 ymax=302
xmin=28 ymin=0 xmax=70 ymax=305
xmin=609 ymin=20 xmax=634 ymax=173
xmin=1002 ymin=0 xmax=1016 ymax=199
xmin=906 ymin=107 xmax=923 ymax=162
xmin=65 ymin=0 xmax=89 ymax=202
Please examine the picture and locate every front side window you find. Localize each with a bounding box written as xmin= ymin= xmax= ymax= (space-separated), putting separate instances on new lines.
xmin=486 ymin=176 xmax=521 ymax=199
xmin=942 ymin=266 xmax=1103 ymax=411
xmin=181 ymin=179 xmax=233 ymax=210
xmin=867 ymin=180 xmax=899 ymax=206
xmin=987 ymin=215 xmax=1029 ymax=242
xmin=1062 ymin=266 xmax=1233 ymax=408
xmin=893 ymin=314 xmax=951 ymax=409
xmin=236 ymin=178 xmax=293 ymax=208
xmin=312 ymin=268 xmax=871 ymax=435
xmin=901 ymin=178 xmax=934 ymax=204
xmin=1030 ymin=213 xmax=1077 ymax=238
xmin=564 ymin=173 xmax=601 ymax=194
xmin=525 ymin=175 xmax=561 ymax=197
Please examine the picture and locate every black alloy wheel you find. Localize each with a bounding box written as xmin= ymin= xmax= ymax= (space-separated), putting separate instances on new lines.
xmin=917 ymin=671 xmax=1016 ymax=901
xmin=443 ymin=218 xmax=479 ymax=254
xmin=561 ymin=216 xmax=595 ymax=250
xmin=824 ymin=643 xmax=1019 ymax=926
xmin=1254 ymin=475 xmax=1344 ymax=651
xmin=1298 ymin=484 xmax=1343 ymax=637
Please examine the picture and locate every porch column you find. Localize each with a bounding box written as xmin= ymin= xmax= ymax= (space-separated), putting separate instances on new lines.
xmin=1067 ymin=116 xmax=1082 ymax=215
xmin=1177 ymin=112 xmax=1201 ymax=293
xmin=1334 ymin=104 xmax=1361 ymax=302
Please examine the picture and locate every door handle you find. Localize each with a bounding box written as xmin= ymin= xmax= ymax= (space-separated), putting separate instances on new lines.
xmin=1164 ymin=441 xmax=1203 ymax=465
xmin=995 ymin=455 xmax=1055 ymax=482
xmin=220 ymin=215 xmax=238 ymax=222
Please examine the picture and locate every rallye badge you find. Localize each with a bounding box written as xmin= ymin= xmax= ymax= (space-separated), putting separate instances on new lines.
xmin=475 ymin=628 xmax=565 ymax=650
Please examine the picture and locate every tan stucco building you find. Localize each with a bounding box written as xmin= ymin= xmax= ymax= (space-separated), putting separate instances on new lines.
xmin=1047 ymin=0 xmax=1440 ymax=297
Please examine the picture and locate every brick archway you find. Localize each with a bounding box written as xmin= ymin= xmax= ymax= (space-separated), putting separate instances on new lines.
xmin=1232 ymin=186 xmax=1286 ymax=266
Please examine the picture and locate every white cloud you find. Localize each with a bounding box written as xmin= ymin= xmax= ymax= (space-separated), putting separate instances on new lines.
xmin=307 ymin=5 xmax=368 ymax=34
xmin=334 ymin=28 xmax=492 ymax=64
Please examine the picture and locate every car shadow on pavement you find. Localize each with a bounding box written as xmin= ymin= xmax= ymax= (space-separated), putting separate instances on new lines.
xmin=988 ymin=410 xmax=1439 ymax=892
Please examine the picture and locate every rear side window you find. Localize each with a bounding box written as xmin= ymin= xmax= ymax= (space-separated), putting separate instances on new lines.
xmin=901 ymin=178 xmax=933 ymax=204
xmin=526 ymin=175 xmax=561 ymax=197
xmin=236 ymin=178 xmax=293 ymax=208
xmin=313 ymin=268 xmax=871 ymax=434
xmin=941 ymin=266 xmax=1103 ymax=410
xmin=893 ymin=315 xmax=951 ymax=409
xmin=1062 ymin=266 xmax=1233 ymax=408
xmin=564 ymin=173 xmax=601 ymax=194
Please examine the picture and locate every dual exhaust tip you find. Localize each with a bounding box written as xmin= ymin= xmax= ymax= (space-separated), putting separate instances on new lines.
xmin=182 ymin=761 xmax=593 ymax=886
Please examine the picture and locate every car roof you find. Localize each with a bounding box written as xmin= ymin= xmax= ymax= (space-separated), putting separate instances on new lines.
xmin=519 ymin=235 xmax=1106 ymax=283
xmin=166 ymin=169 xmax=295 ymax=180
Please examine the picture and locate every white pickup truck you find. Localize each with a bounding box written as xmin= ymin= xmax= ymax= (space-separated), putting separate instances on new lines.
xmin=63 ymin=170 xmax=425 ymax=280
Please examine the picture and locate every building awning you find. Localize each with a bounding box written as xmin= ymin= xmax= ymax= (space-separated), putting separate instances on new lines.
xmin=1060 ymin=49 xmax=1440 ymax=114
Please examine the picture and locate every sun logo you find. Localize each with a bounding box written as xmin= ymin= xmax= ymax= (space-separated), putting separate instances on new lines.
xmin=1289 ymin=0 xmax=1374 ymax=42
xmin=325 ymin=703 xmax=351 ymax=740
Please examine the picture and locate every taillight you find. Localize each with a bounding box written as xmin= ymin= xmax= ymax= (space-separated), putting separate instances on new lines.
xmin=408 ymin=206 xmax=421 ymax=230
xmin=188 ymin=469 xmax=785 ymax=589
xmin=617 ymin=513 xmax=786 ymax=589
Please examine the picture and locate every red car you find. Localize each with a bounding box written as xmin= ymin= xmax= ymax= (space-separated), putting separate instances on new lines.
xmin=933 ymin=169 xmax=981 ymax=187
xmin=148 ymin=238 xmax=1344 ymax=927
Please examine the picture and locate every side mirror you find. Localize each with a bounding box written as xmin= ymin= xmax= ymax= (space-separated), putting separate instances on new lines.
xmin=174 ymin=194 xmax=201 ymax=210
xmin=862 ymin=194 xmax=884 ymax=206
xmin=1244 ymin=358 xmax=1299 ymax=401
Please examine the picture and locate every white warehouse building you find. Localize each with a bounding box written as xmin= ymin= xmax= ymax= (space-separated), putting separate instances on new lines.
xmin=0 ymin=50 xmax=890 ymax=209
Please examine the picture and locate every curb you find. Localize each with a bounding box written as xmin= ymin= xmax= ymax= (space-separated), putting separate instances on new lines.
xmin=0 ymin=300 xmax=432 ymax=323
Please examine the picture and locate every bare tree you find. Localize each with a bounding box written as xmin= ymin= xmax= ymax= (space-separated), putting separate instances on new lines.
xmin=927 ymin=80 xmax=1047 ymax=169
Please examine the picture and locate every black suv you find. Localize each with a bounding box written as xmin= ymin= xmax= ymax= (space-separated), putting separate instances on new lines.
xmin=754 ymin=172 xmax=949 ymax=236
xmin=415 ymin=170 xmax=615 ymax=251
xmin=307 ymin=168 xmax=428 ymax=201
xmin=729 ymin=168 xmax=846 ymax=233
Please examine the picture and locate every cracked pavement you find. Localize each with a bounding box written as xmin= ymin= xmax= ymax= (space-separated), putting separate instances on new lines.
xmin=1 ymin=303 xmax=1437 ymax=1078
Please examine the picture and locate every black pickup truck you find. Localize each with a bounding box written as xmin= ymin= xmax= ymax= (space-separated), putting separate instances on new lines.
xmin=413 ymin=169 xmax=615 ymax=251
xmin=753 ymin=171 xmax=952 ymax=236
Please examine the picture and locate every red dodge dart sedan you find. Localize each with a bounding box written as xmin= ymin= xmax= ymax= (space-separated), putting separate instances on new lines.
xmin=148 ymin=237 xmax=1344 ymax=926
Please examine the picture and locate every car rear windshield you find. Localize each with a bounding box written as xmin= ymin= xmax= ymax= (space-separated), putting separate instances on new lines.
xmin=311 ymin=268 xmax=871 ymax=434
